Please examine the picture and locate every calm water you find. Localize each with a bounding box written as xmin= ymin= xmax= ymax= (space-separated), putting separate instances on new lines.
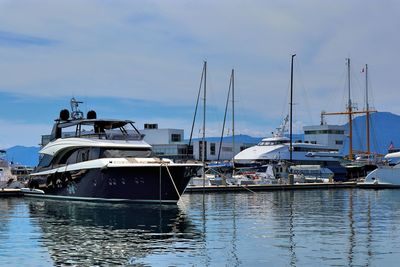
xmin=1 ymin=189 xmax=400 ymax=266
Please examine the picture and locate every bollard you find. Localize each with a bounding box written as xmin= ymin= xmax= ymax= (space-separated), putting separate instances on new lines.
xmin=288 ymin=174 xmax=294 ymax=185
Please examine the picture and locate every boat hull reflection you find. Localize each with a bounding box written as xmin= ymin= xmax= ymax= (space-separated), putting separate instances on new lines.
xmin=28 ymin=199 xmax=200 ymax=266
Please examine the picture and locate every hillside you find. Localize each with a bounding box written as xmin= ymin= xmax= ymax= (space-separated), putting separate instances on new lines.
xmin=342 ymin=112 xmax=400 ymax=154
xmin=6 ymin=146 xmax=40 ymax=166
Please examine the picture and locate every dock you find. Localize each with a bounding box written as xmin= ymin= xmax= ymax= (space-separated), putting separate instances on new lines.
xmin=0 ymin=188 xmax=24 ymax=197
xmin=185 ymin=181 xmax=400 ymax=193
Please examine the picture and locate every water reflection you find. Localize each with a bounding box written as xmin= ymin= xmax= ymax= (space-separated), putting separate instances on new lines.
xmin=2 ymin=189 xmax=400 ymax=266
xmin=183 ymin=189 xmax=400 ymax=266
xmin=28 ymin=199 xmax=200 ymax=266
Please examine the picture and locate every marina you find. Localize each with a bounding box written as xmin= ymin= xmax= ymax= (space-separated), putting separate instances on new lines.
xmin=1 ymin=2 xmax=399 ymax=266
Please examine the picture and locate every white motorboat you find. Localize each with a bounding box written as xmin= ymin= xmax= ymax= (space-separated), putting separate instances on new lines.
xmin=0 ymin=150 xmax=16 ymax=188
xmin=361 ymin=151 xmax=400 ymax=187
xmin=289 ymin=165 xmax=334 ymax=183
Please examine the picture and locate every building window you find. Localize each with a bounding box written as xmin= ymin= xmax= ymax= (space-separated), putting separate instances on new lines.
xmin=222 ymin=146 xmax=232 ymax=152
xmin=305 ymin=130 xmax=344 ymax=135
xmin=335 ymin=140 xmax=343 ymax=145
xmin=144 ymin=123 xmax=158 ymax=129
xmin=171 ymin=134 xmax=181 ymax=142
xmin=210 ymin=143 xmax=216 ymax=155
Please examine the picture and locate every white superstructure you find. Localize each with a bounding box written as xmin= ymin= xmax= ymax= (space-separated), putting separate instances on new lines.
xmin=234 ymin=120 xmax=344 ymax=165
xmin=303 ymin=124 xmax=345 ymax=152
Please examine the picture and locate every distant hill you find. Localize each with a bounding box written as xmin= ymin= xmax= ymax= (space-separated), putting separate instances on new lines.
xmin=4 ymin=112 xmax=400 ymax=165
xmin=6 ymin=146 xmax=40 ymax=166
xmin=342 ymin=112 xmax=400 ymax=155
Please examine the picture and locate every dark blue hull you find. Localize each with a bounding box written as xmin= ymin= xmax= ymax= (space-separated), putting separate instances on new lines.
xmin=28 ymin=165 xmax=199 ymax=203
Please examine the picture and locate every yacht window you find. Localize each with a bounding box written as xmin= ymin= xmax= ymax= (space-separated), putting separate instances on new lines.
xmin=101 ymin=148 xmax=153 ymax=158
xmin=38 ymin=154 xmax=53 ymax=168
xmin=79 ymin=149 xmax=90 ymax=162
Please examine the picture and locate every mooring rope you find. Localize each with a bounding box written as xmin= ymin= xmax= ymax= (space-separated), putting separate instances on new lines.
xmin=162 ymin=162 xmax=181 ymax=200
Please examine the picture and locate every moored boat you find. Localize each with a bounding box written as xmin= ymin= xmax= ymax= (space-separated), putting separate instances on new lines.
xmin=0 ymin=150 xmax=17 ymax=188
xmin=26 ymin=99 xmax=201 ymax=203
xmin=360 ymin=151 xmax=400 ymax=187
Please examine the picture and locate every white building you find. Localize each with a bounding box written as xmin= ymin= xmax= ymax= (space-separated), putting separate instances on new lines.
xmin=140 ymin=124 xmax=190 ymax=161
xmin=303 ymin=124 xmax=345 ymax=151
xmin=191 ymin=137 xmax=257 ymax=161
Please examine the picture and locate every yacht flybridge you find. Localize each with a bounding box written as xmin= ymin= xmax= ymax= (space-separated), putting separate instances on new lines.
xmin=26 ymin=98 xmax=200 ymax=203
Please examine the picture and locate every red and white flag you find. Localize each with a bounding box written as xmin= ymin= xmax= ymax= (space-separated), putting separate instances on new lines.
xmin=389 ymin=141 xmax=394 ymax=150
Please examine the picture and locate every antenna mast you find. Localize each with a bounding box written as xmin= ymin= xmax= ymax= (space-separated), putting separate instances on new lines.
xmin=365 ymin=64 xmax=371 ymax=154
xmin=290 ymin=54 xmax=296 ymax=162
xmin=202 ymin=61 xmax=207 ymax=186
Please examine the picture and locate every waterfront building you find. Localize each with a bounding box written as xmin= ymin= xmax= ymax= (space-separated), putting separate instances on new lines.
xmin=191 ymin=136 xmax=259 ymax=162
xmin=303 ymin=124 xmax=345 ymax=152
xmin=140 ymin=123 xmax=190 ymax=161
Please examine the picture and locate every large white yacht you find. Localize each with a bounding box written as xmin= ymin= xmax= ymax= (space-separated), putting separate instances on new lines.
xmin=360 ymin=151 xmax=400 ymax=187
xmin=234 ymin=118 xmax=346 ymax=179
xmin=26 ymin=99 xmax=200 ymax=203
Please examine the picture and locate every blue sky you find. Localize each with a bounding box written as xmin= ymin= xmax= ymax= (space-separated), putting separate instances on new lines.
xmin=0 ymin=1 xmax=399 ymax=148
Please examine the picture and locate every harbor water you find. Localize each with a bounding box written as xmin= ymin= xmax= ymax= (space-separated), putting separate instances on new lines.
xmin=1 ymin=189 xmax=400 ymax=266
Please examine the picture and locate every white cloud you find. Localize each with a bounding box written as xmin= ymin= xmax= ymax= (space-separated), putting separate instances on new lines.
xmin=0 ymin=0 xmax=399 ymax=146
xmin=0 ymin=120 xmax=52 ymax=148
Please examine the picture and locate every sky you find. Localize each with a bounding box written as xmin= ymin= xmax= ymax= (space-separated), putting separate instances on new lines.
xmin=0 ymin=0 xmax=399 ymax=148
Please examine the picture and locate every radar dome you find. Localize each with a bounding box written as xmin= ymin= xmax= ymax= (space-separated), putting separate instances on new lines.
xmin=59 ymin=109 xmax=70 ymax=121
xmin=87 ymin=110 xmax=97 ymax=119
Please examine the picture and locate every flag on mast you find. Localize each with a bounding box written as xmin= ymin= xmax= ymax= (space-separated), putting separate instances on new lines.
xmin=389 ymin=141 xmax=394 ymax=150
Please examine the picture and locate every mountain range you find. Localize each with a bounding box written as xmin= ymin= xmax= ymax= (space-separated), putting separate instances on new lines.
xmin=342 ymin=111 xmax=399 ymax=155
xmin=4 ymin=111 xmax=400 ymax=166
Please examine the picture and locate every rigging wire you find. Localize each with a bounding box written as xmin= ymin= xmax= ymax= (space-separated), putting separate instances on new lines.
xmin=188 ymin=63 xmax=205 ymax=157
xmin=294 ymin=57 xmax=314 ymax=126
xmin=365 ymin=67 xmax=381 ymax=153
xmin=218 ymin=71 xmax=233 ymax=161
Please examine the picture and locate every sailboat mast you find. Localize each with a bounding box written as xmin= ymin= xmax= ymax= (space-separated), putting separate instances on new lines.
xmin=232 ymin=69 xmax=235 ymax=161
xmin=218 ymin=70 xmax=232 ymax=161
xmin=290 ymin=54 xmax=296 ymax=162
xmin=188 ymin=65 xmax=205 ymax=158
xmin=202 ymin=61 xmax=207 ymax=185
xmin=347 ymin=58 xmax=353 ymax=160
xmin=365 ymin=64 xmax=370 ymax=154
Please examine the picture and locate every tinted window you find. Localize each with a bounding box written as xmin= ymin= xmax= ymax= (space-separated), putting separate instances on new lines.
xmin=38 ymin=154 xmax=53 ymax=167
xmin=101 ymin=148 xmax=153 ymax=158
